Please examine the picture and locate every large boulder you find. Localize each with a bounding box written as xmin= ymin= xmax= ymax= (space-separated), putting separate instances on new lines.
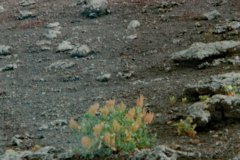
xmin=171 ymin=41 xmax=240 ymax=63
xmin=81 ymin=0 xmax=110 ymax=18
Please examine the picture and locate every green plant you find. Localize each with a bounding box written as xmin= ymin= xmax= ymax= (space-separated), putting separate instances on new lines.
xmin=174 ymin=116 xmax=197 ymax=138
xmin=181 ymin=97 xmax=188 ymax=104
xmin=199 ymin=95 xmax=210 ymax=102
xmin=169 ymin=96 xmax=177 ymax=106
xmin=223 ymin=84 xmax=236 ymax=96
xmin=69 ymin=95 xmax=156 ymax=158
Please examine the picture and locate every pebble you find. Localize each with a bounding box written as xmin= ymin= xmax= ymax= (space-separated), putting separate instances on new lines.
xmin=56 ymin=41 xmax=74 ymax=52
xmin=19 ymin=0 xmax=36 ymax=7
xmin=0 ymin=64 xmax=17 ymax=72
xmin=18 ymin=10 xmax=35 ymax=20
xmin=70 ymin=45 xmax=92 ymax=58
xmin=127 ymin=20 xmax=141 ymax=30
xmin=96 ymin=73 xmax=111 ymax=82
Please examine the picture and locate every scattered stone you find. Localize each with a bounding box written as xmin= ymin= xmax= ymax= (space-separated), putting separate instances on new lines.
xmin=70 ymin=45 xmax=92 ymax=58
xmin=0 ymin=45 xmax=11 ymax=56
xmin=117 ymin=70 xmax=134 ymax=79
xmin=131 ymin=145 xmax=200 ymax=160
xmin=126 ymin=34 xmax=138 ymax=40
xmin=50 ymin=119 xmax=68 ymax=127
xmin=56 ymin=41 xmax=74 ymax=52
xmin=208 ymin=94 xmax=240 ymax=119
xmin=18 ymin=10 xmax=35 ymax=20
xmin=0 ymin=64 xmax=17 ymax=72
xmin=187 ymin=102 xmax=211 ymax=127
xmin=127 ymin=20 xmax=141 ymax=30
xmin=212 ymin=25 xmax=226 ymax=34
xmin=11 ymin=134 xmax=33 ymax=149
xmin=44 ymin=22 xmax=61 ymax=39
xmin=227 ymin=21 xmax=240 ymax=30
xmin=36 ymin=40 xmax=52 ymax=51
xmin=96 ymin=73 xmax=111 ymax=82
xmin=81 ymin=0 xmax=110 ymax=18
xmin=232 ymin=154 xmax=240 ymax=160
xmin=44 ymin=30 xmax=61 ymax=39
xmin=47 ymin=60 xmax=75 ymax=70
xmin=203 ymin=10 xmax=221 ymax=20
xmin=47 ymin=22 xmax=61 ymax=30
xmin=195 ymin=22 xmax=201 ymax=27
xmin=19 ymin=0 xmax=36 ymax=7
xmin=0 ymin=5 xmax=5 ymax=14
xmin=171 ymin=41 xmax=240 ymax=63
xmin=38 ymin=124 xmax=49 ymax=131
xmin=0 ymin=147 xmax=74 ymax=160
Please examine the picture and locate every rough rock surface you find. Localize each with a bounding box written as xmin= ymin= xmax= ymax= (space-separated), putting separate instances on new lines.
xmin=187 ymin=102 xmax=211 ymax=127
xmin=131 ymin=145 xmax=200 ymax=160
xmin=0 ymin=45 xmax=11 ymax=56
xmin=81 ymin=0 xmax=109 ymax=18
xmin=185 ymin=72 xmax=240 ymax=97
xmin=47 ymin=60 xmax=75 ymax=70
xmin=171 ymin=41 xmax=240 ymax=63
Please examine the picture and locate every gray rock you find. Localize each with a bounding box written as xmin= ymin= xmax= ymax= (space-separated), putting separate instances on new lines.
xmin=70 ymin=45 xmax=92 ymax=58
xmin=47 ymin=60 xmax=75 ymax=70
xmin=11 ymin=134 xmax=33 ymax=149
xmin=82 ymin=0 xmax=110 ymax=18
xmin=44 ymin=29 xmax=61 ymax=39
xmin=126 ymin=34 xmax=138 ymax=40
xmin=38 ymin=124 xmax=49 ymax=131
xmin=171 ymin=41 xmax=240 ymax=63
xmin=0 ymin=149 xmax=32 ymax=160
xmin=231 ymin=154 xmax=240 ymax=160
xmin=185 ymin=72 xmax=240 ymax=97
xmin=187 ymin=102 xmax=211 ymax=127
xmin=0 ymin=45 xmax=11 ymax=55
xmin=19 ymin=0 xmax=36 ymax=6
xmin=131 ymin=145 xmax=200 ymax=160
xmin=0 ymin=64 xmax=17 ymax=72
xmin=56 ymin=41 xmax=74 ymax=52
xmin=227 ymin=21 xmax=240 ymax=30
xmin=18 ymin=10 xmax=35 ymax=20
xmin=47 ymin=22 xmax=61 ymax=30
xmin=50 ymin=119 xmax=68 ymax=127
xmin=36 ymin=40 xmax=52 ymax=51
xmin=212 ymin=25 xmax=226 ymax=34
xmin=127 ymin=20 xmax=141 ymax=30
xmin=0 ymin=5 xmax=5 ymax=14
xmin=203 ymin=10 xmax=221 ymax=20
xmin=96 ymin=73 xmax=111 ymax=82
xmin=208 ymin=94 xmax=240 ymax=119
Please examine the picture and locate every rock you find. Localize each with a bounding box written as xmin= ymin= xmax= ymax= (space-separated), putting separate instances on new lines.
xmin=96 ymin=73 xmax=111 ymax=82
xmin=208 ymin=94 xmax=240 ymax=119
xmin=227 ymin=21 xmax=240 ymax=30
xmin=212 ymin=25 xmax=226 ymax=34
xmin=38 ymin=124 xmax=49 ymax=131
xmin=130 ymin=145 xmax=200 ymax=160
xmin=171 ymin=41 xmax=240 ymax=63
xmin=11 ymin=134 xmax=33 ymax=149
xmin=232 ymin=154 xmax=240 ymax=160
xmin=44 ymin=29 xmax=61 ymax=39
xmin=50 ymin=119 xmax=68 ymax=127
xmin=185 ymin=72 xmax=240 ymax=97
xmin=185 ymin=72 xmax=240 ymax=96
xmin=127 ymin=20 xmax=141 ymax=30
xmin=81 ymin=0 xmax=110 ymax=18
xmin=0 ymin=5 xmax=5 ymax=14
xmin=70 ymin=45 xmax=92 ymax=58
xmin=56 ymin=41 xmax=74 ymax=52
xmin=0 ymin=45 xmax=11 ymax=56
xmin=0 ymin=147 xmax=73 ymax=160
xmin=47 ymin=60 xmax=75 ymax=70
xmin=47 ymin=22 xmax=61 ymax=30
xmin=187 ymin=102 xmax=211 ymax=127
xmin=44 ymin=22 xmax=61 ymax=39
xmin=203 ymin=10 xmax=221 ymax=20
xmin=36 ymin=40 xmax=52 ymax=51
xmin=18 ymin=10 xmax=35 ymax=20
xmin=0 ymin=64 xmax=17 ymax=72
xmin=19 ymin=0 xmax=36 ymax=7
xmin=126 ymin=34 xmax=138 ymax=40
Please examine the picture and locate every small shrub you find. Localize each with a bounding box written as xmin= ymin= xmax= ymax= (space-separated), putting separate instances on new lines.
xmin=69 ymin=95 xmax=156 ymax=158
xmin=174 ymin=116 xmax=197 ymax=138
xmin=169 ymin=96 xmax=177 ymax=106
xmin=199 ymin=95 xmax=210 ymax=102
xmin=223 ymin=84 xmax=236 ymax=96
